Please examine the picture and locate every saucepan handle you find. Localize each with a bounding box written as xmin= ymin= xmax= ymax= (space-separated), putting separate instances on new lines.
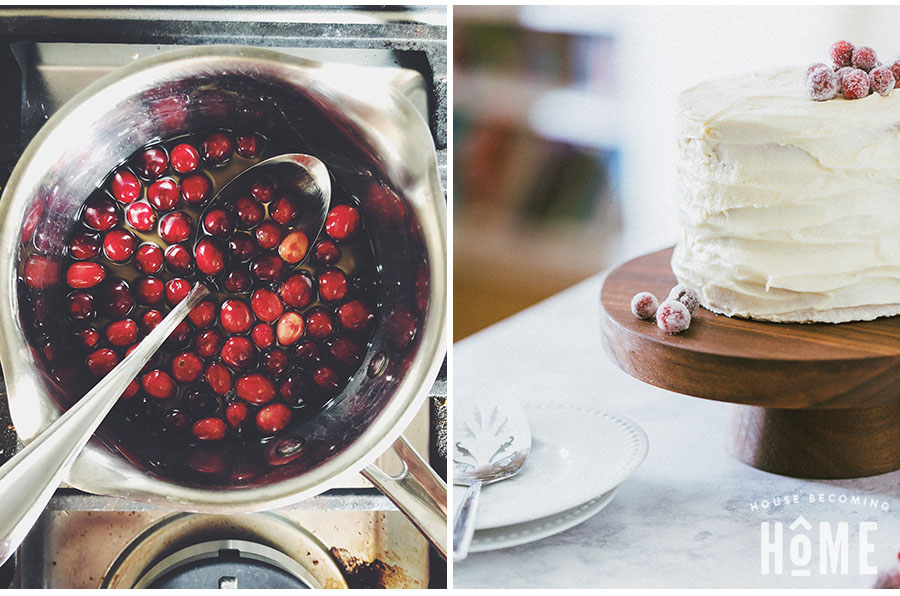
xmin=362 ymin=435 xmax=447 ymax=558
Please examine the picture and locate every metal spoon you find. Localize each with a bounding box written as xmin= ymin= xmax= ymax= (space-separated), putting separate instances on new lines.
xmin=0 ymin=282 xmax=209 ymax=566
xmin=453 ymin=398 xmax=532 ymax=561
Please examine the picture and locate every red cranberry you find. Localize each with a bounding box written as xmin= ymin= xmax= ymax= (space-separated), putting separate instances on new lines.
xmin=278 ymin=230 xmax=309 ymax=264
xmin=205 ymin=361 xmax=233 ymax=395
xmin=254 ymin=221 xmax=285 ymax=250
xmin=99 ymin=278 xmax=134 ymax=318
xmin=336 ymin=300 xmax=373 ymax=331
xmin=87 ymin=348 xmax=119 ymax=376
xmin=280 ymin=371 xmax=311 ymax=407
xmin=249 ymin=176 xmax=276 ymax=203
xmin=313 ymin=366 xmax=341 ymax=394
xmin=270 ymin=195 xmax=299 ymax=225
xmin=313 ymin=239 xmax=341 ymax=265
xmin=221 ymin=336 xmax=257 ymax=371
xmin=366 ymin=181 xmax=407 ymax=225
xmin=194 ymin=328 xmax=222 ymax=358
xmin=135 ymin=243 xmax=164 ymax=274
xmin=191 ymin=417 xmax=226 ymax=441
xmin=171 ymin=351 xmax=204 ymax=383
xmin=326 ymin=336 xmax=363 ymax=369
xmin=228 ymin=233 xmax=256 ymax=262
xmin=235 ymin=133 xmax=263 ymax=158
xmin=147 ymin=178 xmax=180 ymax=212
xmin=831 ymin=40 xmax=855 ymax=68
xmin=225 ymin=401 xmax=251 ymax=431
xmin=189 ymin=299 xmax=217 ymax=328
xmin=276 ymin=311 xmax=305 ymax=346
xmin=165 ymin=277 xmax=191 ymax=306
xmin=232 ymin=196 xmax=264 ymax=228
xmin=220 ymin=299 xmax=253 ymax=334
xmin=170 ymin=143 xmax=199 ymax=174
xmin=69 ymin=229 xmax=102 ymax=260
xmin=305 ymin=307 xmax=334 ymax=339
xmin=194 ymin=237 xmax=226 ymax=276
xmin=24 ymin=254 xmax=61 ymax=290
xmin=141 ymin=369 xmax=176 ymax=399
xmin=131 ymin=147 xmax=168 ymax=180
xmin=203 ymin=208 xmax=235 ymax=239
xmin=81 ymin=194 xmax=119 ymax=231
xmin=74 ymin=326 xmax=100 ymax=350
xmin=251 ymin=288 xmax=283 ymax=323
xmin=105 ymin=318 xmax=138 ymax=347
xmin=251 ymin=323 xmax=275 ymax=349
xmin=221 ymin=267 xmax=252 ymax=293
xmin=280 ymin=272 xmax=315 ymax=309
xmin=125 ymin=201 xmax=158 ymax=232
xmin=199 ymin=132 xmax=233 ymax=165
xmin=235 ymin=373 xmax=276 ymax=404
xmin=160 ymin=409 xmax=189 ymax=434
xmin=67 ymin=291 xmax=95 ymax=321
xmin=134 ymin=276 xmax=165 ymax=306
xmin=256 ymin=403 xmax=291 ymax=434
xmin=386 ymin=307 xmax=417 ymax=350
xmin=103 ymin=229 xmax=137 ymax=263
xmin=180 ymin=173 xmax=212 ymax=206
xmin=293 ymin=339 xmax=323 ymax=369
xmin=140 ymin=309 xmax=163 ymax=333
xmin=250 ymin=253 xmax=284 ymax=282
xmin=109 ymin=169 xmax=142 ymax=204
xmin=121 ymin=379 xmax=140 ymax=400
xmin=261 ymin=348 xmax=289 ymax=376
xmin=66 ymin=261 xmax=106 ymax=289
xmin=158 ymin=211 xmax=193 ymax=244
xmin=317 ymin=267 xmax=348 ymax=302
xmin=324 ymin=205 xmax=361 ymax=242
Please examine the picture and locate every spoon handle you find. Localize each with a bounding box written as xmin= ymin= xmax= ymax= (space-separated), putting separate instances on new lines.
xmin=0 ymin=283 xmax=209 ymax=566
xmin=452 ymin=478 xmax=483 ymax=561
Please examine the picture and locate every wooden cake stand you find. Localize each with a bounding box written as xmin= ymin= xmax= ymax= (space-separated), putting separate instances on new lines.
xmin=600 ymin=247 xmax=900 ymax=479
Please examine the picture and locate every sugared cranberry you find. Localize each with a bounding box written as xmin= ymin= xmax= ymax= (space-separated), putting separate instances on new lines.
xmin=171 ymin=351 xmax=204 ymax=383
xmin=159 ymin=211 xmax=193 ymax=244
xmin=199 ymin=132 xmax=233 ymax=165
xmin=232 ymin=196 xmax=264 ymax=228
xmin=256 ymin=403 xmax=291 ymax=434
xmin=852 ymin=45 xmax=878 ymax=71
xmin=278 ymin=230 xmax=309 ymax=264
xmin=831 ymin=40 xmax=855 ymax=68
xmin=631 ymin=292 xmax=659 ymax=320
xmin=251 ymin=323 xmax=275 ymax=349
xmin=69 ymin=229 xmax=102 ymax=260
xmin=205 ymin=361 xmax=232 ymax=395
xmin=81 ymin=194 xmax=119 ymax=231
xmin=249 ymin=177 xmax=276 ymax=203
xmin=194 ymin=237 xmax=226 ymax=276
xmin=668 ymin=284 xmax=700 ymax=315
xmin=891 ymin=60 xmax=900 ymax=89
xmin=235 ymin=133 xmax=263 ymax=158
xmin=385 ymin=307 xmax=417 ymax=350
xmin=803 ymin=62 xmax=828 ymax=83
xmin=134 ymin=276 xmax=165 ymax=306
xmin=255 ymin=221 xmax=285 ymax=250
xmin=805 ymin=67 xmax=838 ymax=101
xmin=191 ymin=417 xmax=226 ymax=441
xmin=170 ymin=143 xmax=199 ymax=174
xmin=141 ymin=369 xmax=176 ymax=399
xmin=203 ymin=209 xmax=235 ymax=239
xmin=317 ymin=267 xmax=348 ymax=302
xmin=250 ymin=253 xmax=284 ymax=282
xmin=67 ymin=291 xmax=95 ymax=321
xmin=74 ymin=326 xmax=100 ymax=350
xmin=189 ymin=299 xmax=217 ymax=328
xmin=110 ymin=169 xmax=142 ymax=204
xmin=221 ymin=267 xmax=252 ymax=293
xmin=105 ymin=318 xmax=138 ymax=347
xmin=324 ymin=205 xmax=361 ymax=242
xmin=160 ymin=409 xmax=189 ymax=435
xmin=235 ymin=373 xmax=276 ymax=404
xmin=313 ymin=239 xmax=341 ymax=265
xmin=276 ymin=311 xmax=305 ymax=346
xmin=280 ymin=272 xmax=314 ymax=308
xmin=293 ymin=339 xmax=323 ymax=369
xmin=305 ymin=307 xmax=334 ymax=339
xmin=103 ymin=229 xmax=137 ymax=263
xmin=221 ymin=336 xmax=257 ymax=371
xmin=135 ymin=243 xmax=164 ymax=274
xmin=261 ymin=348 xmax=289 ymax=376
xmin=313 ymin=366 xmax=341 ymax=394
xmin=140 ymin=309 xmax=163 ymax=333
xmin=225 ymin=401 xmax=251 ymax=432
xmin=656 ymin=299 xmax=691 ymax=334
xmin=99 ymin=278 xmax=134 ymax=318
xmin=165 ymin=277 xmax=191 ymax=306
xmin=251 ymin=288 xmax=283 ymax=323
xmin=66 ymin=261 xmax=106 ymax=289
xmin=228 ymin=233 xmax=256 ymax=262
xmin=327 ymin=336 xmax=363 ymax=369
xmin=147 ymin=178 xmax=180 ymax=212
xmin=220 ymin=299 xmax=253 ymax=334
xmin=24 ymin=254 xmax=61 ymax=290
xmin=194 ymin=328 xmax=222 ymax=358
xmin=87 ymin=348 xmax=119 ymax=376
xmin=335 ymin=300 xmax=373 ymax=331
xmin=125 ymin=202 xmax=157 ymax=232
xmin=180 ymin=173 xmax=212 ymax=206
xmin=870 ymin=66 xmax=895 ymax=96
xmin=270 ymin=195 xmax=299 ymax=225
xmin=131 ymin=147 xmax=168 ymax=180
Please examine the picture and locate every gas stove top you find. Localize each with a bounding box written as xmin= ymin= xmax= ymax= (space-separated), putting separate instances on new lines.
xmin=0 ymin=6 xmax=446 ymax=589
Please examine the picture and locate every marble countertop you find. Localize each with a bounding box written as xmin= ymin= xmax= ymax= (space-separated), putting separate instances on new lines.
xmin=452 ymin=274 xmax=900 ymax=589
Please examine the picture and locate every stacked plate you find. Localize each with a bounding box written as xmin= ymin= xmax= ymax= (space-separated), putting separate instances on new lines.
xmin=454 ymin=399 xmax=649 ymax=552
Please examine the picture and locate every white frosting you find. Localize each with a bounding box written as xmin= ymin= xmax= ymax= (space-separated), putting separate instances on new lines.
xmin=671 ymin=67 xmax=900 ymax=323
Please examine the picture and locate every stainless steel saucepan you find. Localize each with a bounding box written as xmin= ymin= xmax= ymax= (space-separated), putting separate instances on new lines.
xmin=0 ymin=47 xmax=447 ymax=554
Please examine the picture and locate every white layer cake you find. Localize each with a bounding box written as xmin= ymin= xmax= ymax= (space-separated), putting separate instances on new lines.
xmin=671 ymin=67 xmax=900 ymax=323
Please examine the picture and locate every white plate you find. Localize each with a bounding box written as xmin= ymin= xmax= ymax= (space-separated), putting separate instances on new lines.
xmin=468 ymin=487 xmax=619 ymax=553
xmin=466 ymin=401 xmax=648 ymax=530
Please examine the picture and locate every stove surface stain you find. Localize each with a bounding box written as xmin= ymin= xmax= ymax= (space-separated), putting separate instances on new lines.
xmin=330 ymin=547 xmax=420 ymax=589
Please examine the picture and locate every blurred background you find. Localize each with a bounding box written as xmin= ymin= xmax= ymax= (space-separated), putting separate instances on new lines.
xmin=453 ymin=5 xmax=900 ymax=340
